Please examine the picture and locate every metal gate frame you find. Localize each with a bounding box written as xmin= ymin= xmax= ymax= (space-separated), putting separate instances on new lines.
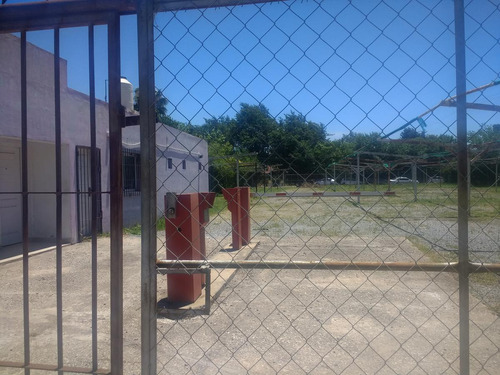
xmin=0 ymin=1 xmax=125 ymax=373
xmin=140 ymin=1 xmax=500 ymax=375
xmin=1 ymin=1 xmax=499 ymax=374
xmin=76 ymin=146 xmax=103 ymax=242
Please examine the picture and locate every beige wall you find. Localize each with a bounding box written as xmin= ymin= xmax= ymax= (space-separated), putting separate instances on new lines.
xmin=0 ymin=34 xmax=110 ymax=243
xmin=1 ymin=33 xmax=209 ymax=241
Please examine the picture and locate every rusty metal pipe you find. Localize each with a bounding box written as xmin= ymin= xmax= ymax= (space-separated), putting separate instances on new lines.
xmin=157 ymin=259 xmax=462 ymax=272
xmin=157 ymin=259 xmax=500 ymax=273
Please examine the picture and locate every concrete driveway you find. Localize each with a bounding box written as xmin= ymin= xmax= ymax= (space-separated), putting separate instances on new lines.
xmin=0 ymin=235 xmax=498 ymax=374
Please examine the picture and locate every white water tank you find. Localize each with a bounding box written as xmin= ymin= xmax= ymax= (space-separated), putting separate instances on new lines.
xmin=120 ymin=77 xmax=134 ymax=112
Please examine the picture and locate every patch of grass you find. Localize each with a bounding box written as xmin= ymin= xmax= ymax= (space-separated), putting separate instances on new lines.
xmin=470 ymin=272 xmax=499 ymax=286
xmin=209 ymin=195 xmax=229 ymax=217
xmin=470 ymin=273 xmax=500 ymax=316
xmin=408 ymin=236 xmax=457 ymax=263
xmin=156 ymin=217 xmax=166 ymax=232
xmin=124 ymin=224 xmax=141 ymax=236
xmin=409 ymin=237 xmax=500 ymax=315
xmin=123 ymin=217 xmax=165 ymax=235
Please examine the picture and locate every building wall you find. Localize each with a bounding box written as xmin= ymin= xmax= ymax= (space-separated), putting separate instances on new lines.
xmin=0 ymin=34 xmax=109 ymax=243
xmin=122 ymin=124 xmax=209 ymax=226
xmin=0 ymin=33 xmax=209 ymax=242
xmin=0 ymin=34 xmax=111 ymax=244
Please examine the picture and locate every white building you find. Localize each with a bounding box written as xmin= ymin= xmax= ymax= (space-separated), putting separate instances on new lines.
xmin=122 ymin=123 xmax=210 ymax=228
xmin=0 ymin=33 xmax=208 ymax=246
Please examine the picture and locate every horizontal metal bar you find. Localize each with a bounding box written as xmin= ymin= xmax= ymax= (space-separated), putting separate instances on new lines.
xmin=0 ymin=0 xmax=134 ymax=32
xmin=157 ymin=260 xmax=500 ymax=273
xmin=252 ymin=191 xmax=395 ymax=198
xmin=0 ymin=0 xmax=284 ymax=32
xmin=0 ymin=10 xmax=117 ymax=33
xmin=154 ymin=0 xmax=284 ymax=12
xmin=0 ymin=361 xmax=110 ymax=374
xmin=440 ymin=101 xmax=500 ymax=112
xmin=469 ymin=263 xmax=500 ymax=273
xmin=157 ymin=259 xmax=463 ymax=272
xmin=0 ymin=191 xmax=111 ymax=195
xmin=157 ymin=266 xmax=211 ymax=275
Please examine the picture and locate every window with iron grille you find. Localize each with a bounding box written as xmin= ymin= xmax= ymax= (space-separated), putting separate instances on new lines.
xmin=123 ymin=148 xmax=140 ymax=194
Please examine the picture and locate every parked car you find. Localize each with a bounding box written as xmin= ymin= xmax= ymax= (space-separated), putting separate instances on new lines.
xmin=390 ymin=177 xmax=418 ymax=184
xmin=314 ymin=178 xmax=337 ymax=185
xmin=428 ymin=176 xmax=444 ymax=183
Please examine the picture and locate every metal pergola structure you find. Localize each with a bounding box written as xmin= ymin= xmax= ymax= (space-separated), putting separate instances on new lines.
xmin=381 ymin=80 xmax=500 ymax=140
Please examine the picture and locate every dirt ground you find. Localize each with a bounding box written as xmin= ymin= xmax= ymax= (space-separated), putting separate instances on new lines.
xmin=1 ymin=233 xmax=499 ymax=374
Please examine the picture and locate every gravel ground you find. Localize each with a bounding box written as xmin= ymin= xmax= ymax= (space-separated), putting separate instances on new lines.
xmin=1 ymin=193 xmax=499 ymax=374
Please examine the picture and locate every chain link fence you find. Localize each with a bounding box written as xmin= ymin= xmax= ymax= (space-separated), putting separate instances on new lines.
xmin=151 ymin=0 xmax=499 ymax=374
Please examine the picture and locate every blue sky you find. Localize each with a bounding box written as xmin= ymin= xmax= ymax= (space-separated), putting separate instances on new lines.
xmin=6 ymin=0 xmax=500 ymax=139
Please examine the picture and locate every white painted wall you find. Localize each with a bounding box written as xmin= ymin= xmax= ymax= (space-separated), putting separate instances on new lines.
xmin=27 ymin=141 xmax=72 ymax=240
xmin=1 ymin=33 xmax=210 ymax=240
xmin=0 ymin=33 xmax=110 ymax=243
xmin=122 ymin=124 xmax=209 ymax=225
xmin=0 ymin=142 xmax=21 ymax=246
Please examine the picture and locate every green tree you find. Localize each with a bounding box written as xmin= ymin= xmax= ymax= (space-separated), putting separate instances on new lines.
xmin=197 ymin=116 xmax=239 ymax=191
xmin=133 ymin=88 xmax=169 ymax=124
xmin=230 ymin=103 xmax=279 ymax=160
xmin=468 ymin=125 xmax=500 ymax=186
xmin=468 ymin=124 xmax=500 ymax=145
xmin=274 ymin=112 xmax=329 ymax=174
xmin=400 ymin=126 xmax=423 ymax=139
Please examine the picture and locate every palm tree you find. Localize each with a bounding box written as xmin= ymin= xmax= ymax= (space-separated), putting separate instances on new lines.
xmin=134 ymin=88 xmax=168 ymax=123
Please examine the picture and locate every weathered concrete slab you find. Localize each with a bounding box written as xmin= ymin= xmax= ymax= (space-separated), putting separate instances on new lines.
xmin=0 ymin=235 xmax=498 ymax=374
xmin=157 ymin=241 xmax=259 ymax=316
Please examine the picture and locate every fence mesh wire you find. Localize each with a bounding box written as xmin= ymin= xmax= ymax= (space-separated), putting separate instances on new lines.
xmin=152 ymin=0 xmax=500 ymax=373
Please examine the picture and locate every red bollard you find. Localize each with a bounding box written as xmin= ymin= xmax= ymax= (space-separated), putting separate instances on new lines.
xmin=222 ymin=187 xmax=251 ymax=250
xmin=165 ymin=193 xmax=202 ymax=303
xmin=223 ymin=188 xmax=241 ymax=250
xmin=239 ymin=187 xmax=251 ymax=246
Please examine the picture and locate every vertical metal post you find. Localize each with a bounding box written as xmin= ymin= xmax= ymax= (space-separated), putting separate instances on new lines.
xmin=255 ymin=162 xmax=257 ymax=192
xmin=88 ymin=24 xmax=99 ymax=373
xmin=496 ymin=160 xmax=498 ymax=192
xmin=412 ymin=161 xmax=417 ymax=202
xmin=454 ymin=0 xmax=470 ymax=374
xmin=54 ymin=27 xmax=64 ymax=375
xmin=236 ymin=158 xmax=240 ymax=187
xmin=137 ymin=0 xmax=157 ymax=373
xmin=387 ymin=167 xmax=391 ymax=191
xmin=76 ymin=148 xmax=82 ymax=242
xmin=108 ymin=13 xmax=123 ymax=375
xmin=21 ymin=30 xmax=30 ymax=375
xmin=356 ymin=153 xmax=360 ymax=203
xmin=467 ymin=153 xmax=471 ymax=216
xmin=333 ymin=163 xmax=336 ymax=191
